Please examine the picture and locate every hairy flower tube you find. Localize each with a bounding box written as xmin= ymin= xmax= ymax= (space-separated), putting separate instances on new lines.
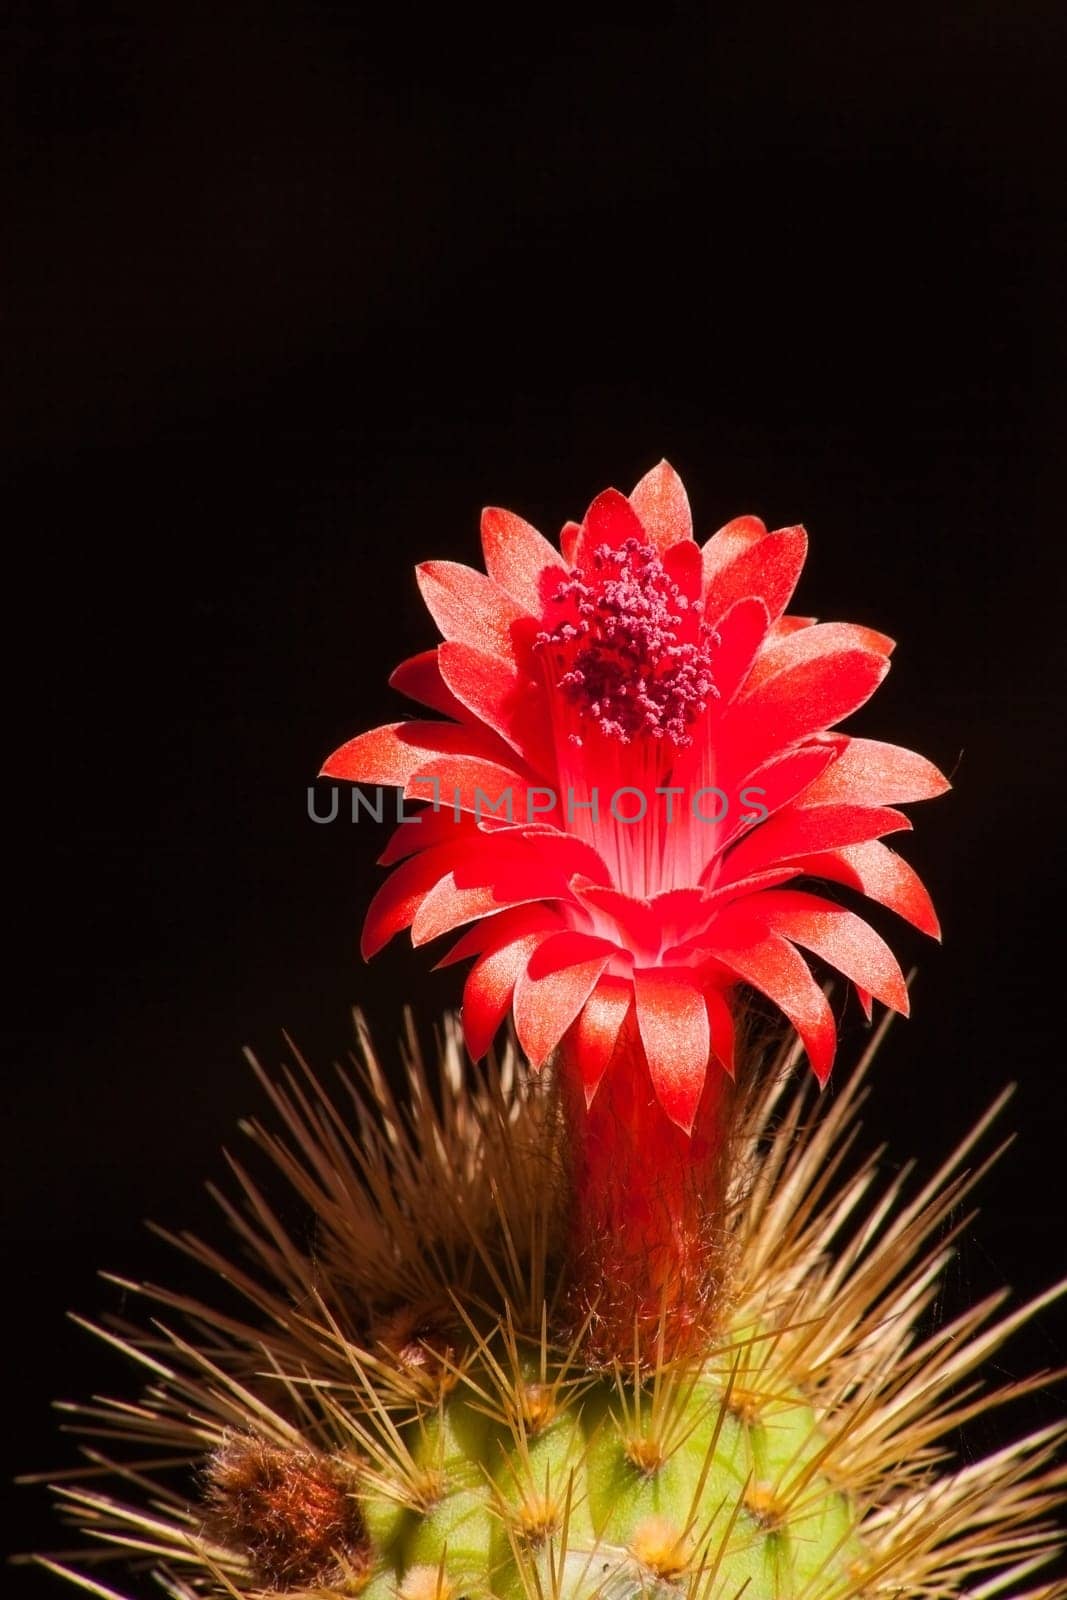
xmin=322 ymin=463 xmax=948 ymax=1357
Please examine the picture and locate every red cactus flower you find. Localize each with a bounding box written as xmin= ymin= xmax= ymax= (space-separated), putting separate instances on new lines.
xmin=323 ymin=461 xmax=946 ymax=1134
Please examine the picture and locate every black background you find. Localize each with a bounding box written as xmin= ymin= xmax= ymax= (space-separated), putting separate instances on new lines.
xmin=8 ymin=2 xmax=1067 ymax=1593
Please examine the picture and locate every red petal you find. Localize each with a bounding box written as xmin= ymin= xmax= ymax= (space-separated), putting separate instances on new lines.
xmin=767 ymin=615 xmax=817 ymax=639
xmin=378 ymin=806 xmax=478 ymax=865
xmin=406 ymin=754 xmax=539 ymax=822
xmin=566 ymin=976 xmax=633 ymax=1104
xmin=411 ymin=875 xmax=551 ymax=945
xmin=743 ymin=621 xmax=896 ymax=694
xmin=749 ymin=888 xmax=909 ymax=1014
xmin=514 ymin=948 xmax=613 ymax=1067
xmin=632 ymin=968 xmax=711 ymax=1133
xmin=662 ymin=537 xmax=702 ymax=603
xmin=628 ymin=460 xmax=694 ymax=552
xmin=797 ymin=737 xmax=951 ymax=807
xmin=437 ymin=640 xmax=553 ymax=771
xmin=410 ymin=837 xmax=580 ymax=945
xmin=416 ymin=561 xmax=527 ymax=659
xmin=711 ymin=742 xmax=840 ymax=855
xmin=575 ymin=488 xmax=649 ymax=568
xmin=719 ymin=802 xmax=910 ymax=885
xmin=388 ymin=650 xmax=472 ymax=720
xmin=704 ymin=987 xmax=737 ymax=1078
xmin=704 ymin=525 xmax=808 ymax=628
xmin=321 ymin=720 xmax=506 ymax=786
xmin=720 ymin=649 xmax=890 ymax=781
xmin=527 ymin=928 xmax=621 ymax=978
xmin=436 ymin=903 xmax=564 ymax=968
xmin=480 ymin=506 xmax=566 ymax=612
xmin=463 ymin=931 xmax=549 ymax=1060
xmin=700 ymin=515 xmax=768 ymax=583
xmin=560 ymin=520 xmax=582 ymax=565
xmin=361 ymin=843 xmax=457 ymax=958
xmin=710 ymin=596 xmax=771 ymax=705
xmin=795 ymin=840 xmax=941 ymax=938
xmin=709 ymin=923 xmax=837 ymax=1084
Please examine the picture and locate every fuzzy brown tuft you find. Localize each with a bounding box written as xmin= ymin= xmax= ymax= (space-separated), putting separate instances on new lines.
xmin=205 ymin=1433 xmax=368 ymax=1590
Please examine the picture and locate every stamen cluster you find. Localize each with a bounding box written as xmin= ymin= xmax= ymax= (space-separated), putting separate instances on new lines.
xmin=535 ymin=538 xmax=718 ymax=746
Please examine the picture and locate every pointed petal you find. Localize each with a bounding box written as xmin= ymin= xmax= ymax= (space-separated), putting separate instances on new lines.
xmin=720 ymin=649 xmax=890 ymax=781
xmin=437 ymin=640 xmax=553 ymax=771
xmin=711 ymin=743 xmax=840 ymax=855
xmin=794 ymin=840 xmax=941 ymax=938
xmin=567 ymin=976 xmax=633 ymax=1104
xmin=798 ymin=737 xmax=951 ymax=807
xmin=710 ymin=596 xmax=771 ymax=705
xmin=406 ymin=754 xmax=538 ymax=822
xmin=436 ymin=903 xmax=564 ymax=968
xmin=463 ymin=931 xmax=550 ymax=1060
xmin=704 ymin=987 xmax=737 ymax=1078
xmin=389 ymin=650 xmax=471 ymax=720
xmin=410 ymin=839 xmax=580 ymax=944
xmin=709 ymin=922 xmax=838 ymax=1083
xmin=719 ymin=802 xmax=911 ymax=885
xmin=575 ymin=487 xmax=648 ymax=568
xmin=480 ymin=506 xmax=567 ymax=612
xmin=513 ymin=948 xmax=613 ymax=1067
xmin=704 ymin=525 xmax=808 ymax=628
xmin=378 ymin=806 xmax=479 ymax=865
xmin=361 ymin=843 xmax=458 ymax=958
xmin=560 ymin=519 xmax=582 ymax=565
xmin=743 ymin=621 xmax=895 ymax=694
xmin=628 ymin=460 xmax=694 ymax=551
xmin=662 ymin=536 xmax=702 ymax=602
xmin=700 ymin=515 xmax=767 ymax=582
xmin=632 ymin=968 xmax=711 ymax=1132
xmin=416 ymin=560 xmax=528 ymax=659
xmin=749 ymin=888 xmax=910 ymax=1014
xmin=321 ymin=720 xmax=505 ymax=786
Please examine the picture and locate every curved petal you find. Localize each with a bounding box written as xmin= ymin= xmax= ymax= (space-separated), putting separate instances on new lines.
xmin=389 ymin=650 xmax=472 ymax=721
xmin=710 ymin=595 xmax=772 ymax=706
xmin=719 ymin=649 xmax=890 ymax=782
xmin=708 ymin=920 xmax=838 ymax=1084
xmin=662 ymin=536 xmax=702 ymax=603
xmin=566 ymin=976 xmax=633 ymax=1104
xmin=718 ymin=802 xmax=911 ymax=886
xmin=410 ymin=843 xmax=579 ymax=945
xmin=749 ymin=888 xmax=909 ymax=1014
xmin=513 ymin=948 xmax=613 ymax=1067
xmin=792 ymin=840 xmax=941 ymax=939
xmin=700 ymin=515 xmax=768 ymax=584
xmin=797 ymin=737 xmax=951 ymax=808
xmin=416 ymin=560 xmax=528 ymax=659
xmin=560 ymin=519 xmax=582 ymax=565
xmin=480 ymin=506 xmax=566 ymax=612
xmin=710 ymin=743 xmax=841 ymax=857
xmin=742 ymin=621 xmax=895 ymax=694
xmin=632 ymin=968 xmax=711 ymax=1133
xmin=704 ymin=525 xmax=808 ymax=629
xmin=321 ymin=720 xmax=505 ymax=786
xmin=406 ymin=754 xmax=539 ymax=823
xmin=378 ymin=806 xmax=479 ymax=865
xmin=628 ymin=460 xmax=694 ymax=552
xmin=574 ymin=487 xmax=649 ymax=568
xmin=361 ymin=843 xmax=458 ymax=958
xmin=437 ymin=640 xmax=554 ymax=772
xmin=463 ymin=930 xmax=552 ymax=1061
xmin=704 ymin=986 xmax=737 ymax=1078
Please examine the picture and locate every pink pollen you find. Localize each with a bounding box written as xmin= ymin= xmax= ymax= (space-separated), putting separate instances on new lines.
xmin=534 ymin=539 xmax=719 ymax=747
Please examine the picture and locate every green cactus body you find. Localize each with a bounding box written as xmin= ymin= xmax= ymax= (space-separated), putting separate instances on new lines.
xmin=354 ymin=1341 xmax=863 ymax=1600
xmin=33 ymin=1029 xmax=1067 ymax=1600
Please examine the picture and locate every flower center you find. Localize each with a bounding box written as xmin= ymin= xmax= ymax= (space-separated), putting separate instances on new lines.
xmin=535 ymin=539 xmax=718 ymax=747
